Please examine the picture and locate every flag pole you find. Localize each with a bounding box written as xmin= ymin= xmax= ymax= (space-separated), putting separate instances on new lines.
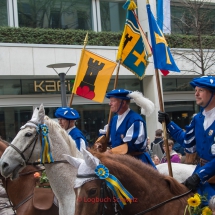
xmin=96 ymin=60 xmax=121 ymax=152
xmin=68 ymin=32 xmax=88 ymax=107
xmin=155 ymin=68 xmax=173 ymax=177
xmin=105 ymin=60 xmax=121 ymax=141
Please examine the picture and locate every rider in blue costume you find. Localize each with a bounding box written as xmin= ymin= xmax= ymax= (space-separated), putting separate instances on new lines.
xmin=159 ymin=76 xmax=215 ymax=204
xmin=55 ymin=107 xmax=87 ymax=151
xmin=98 ymin=89 xmax=156 ymax=169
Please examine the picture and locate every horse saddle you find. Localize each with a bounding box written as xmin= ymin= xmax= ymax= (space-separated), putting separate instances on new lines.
xmin=33 ymin=187 xmax=54 ymax=210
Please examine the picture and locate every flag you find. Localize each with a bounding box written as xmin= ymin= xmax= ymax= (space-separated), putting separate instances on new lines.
xmin=72 ymin=49 xmax=117 ymax=103
xmin=147 ymin=3 xmax=180 ymax=72
xmin=117 ymin=0 xmax=152 ymax=80
xmin=157 ymin=0 xmax=171 ymax=34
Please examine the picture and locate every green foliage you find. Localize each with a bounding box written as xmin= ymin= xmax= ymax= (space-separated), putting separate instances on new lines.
xmin=165 ymin=34 xmax=215 ymax=49
xmin=0 ymin=27 xmax=215 ymax=48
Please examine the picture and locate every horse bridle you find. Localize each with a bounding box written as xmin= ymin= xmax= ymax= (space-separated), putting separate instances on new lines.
xmin=8 ymin=120 xmax=68 ymax=165
xmin=8 ymin=120 xmax=39 ymax=165
xmin=77 ymin=173 xmax=192 ymax=215
xmin=76 ymin=173 xmax=121 ymax=215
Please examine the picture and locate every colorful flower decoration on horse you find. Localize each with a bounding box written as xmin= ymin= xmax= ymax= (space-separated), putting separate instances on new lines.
xmin=40 ymin=124 xmax=49 ymax=136
xmin=94 ymin=164 xmax=133 ymax=209
xmin=37 ymin=124 xmax=54 ymax=164
xmin=95 ymin=164 xmax=109 ymax=179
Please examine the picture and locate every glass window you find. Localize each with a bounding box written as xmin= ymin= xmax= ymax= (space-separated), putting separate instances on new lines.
xmin=0 ymin=78 xmax=141 ymax=95
xmin=0 ymin=80 xmax=21 ymax=95
xmin=0 ymin=106 xmax=33 ymax=142
xmin=17 ymin=0 xmax=93 ymax=30
xmin=0 ymin=0 xmax=8 ymax=26
xmin=164 ymin=101 xmax=199 ymax=129
xmin=107 ymin=79 xmax=142 ymax=92
xmin=162 ymin=78 xmax=177 ymax=92
xmin=100 ymin=0 xmax=126 ymax=32
xmin=171 ymin=2 xmax=215 ymax=35
xmin=162 ymin=78 xmax=194 ymax=92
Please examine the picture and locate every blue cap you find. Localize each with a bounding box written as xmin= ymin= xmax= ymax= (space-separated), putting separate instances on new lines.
xmin=55 ymin=107 xmax=80 ymax=120
xmin=106 ymin=89 xmax=131 ymax=100
xmin=190 ymin=76 xmax=215 ymax=92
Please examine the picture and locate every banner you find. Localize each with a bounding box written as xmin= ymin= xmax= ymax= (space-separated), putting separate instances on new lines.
xmin=157 ymin=0 xmax=171 ymax=34
xmin=147 ymin=3 xmax=180 ymax=72
xmin=72 ymin=50 xmax=117 ymax=103
xmin=117 ymin=1 xmax=152 ymax=80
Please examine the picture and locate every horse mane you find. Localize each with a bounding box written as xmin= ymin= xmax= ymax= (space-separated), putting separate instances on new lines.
xmin=89 ymin=150 xmax=189 ymax=197
xmin=44 ymin=115 xmax=82 ymax=158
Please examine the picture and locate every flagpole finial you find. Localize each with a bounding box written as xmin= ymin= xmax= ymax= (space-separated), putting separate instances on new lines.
xmin=146 ymin=0 xmax=149 ymax=4
xmin=83 ymin=32 xmax=88 ymax=49
xmin=123 ymin=0 xmax=137 ymax=11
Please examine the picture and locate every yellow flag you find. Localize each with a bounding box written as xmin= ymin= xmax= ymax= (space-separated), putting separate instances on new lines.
xmin=72 ymin=50 xmax=117 ymax=103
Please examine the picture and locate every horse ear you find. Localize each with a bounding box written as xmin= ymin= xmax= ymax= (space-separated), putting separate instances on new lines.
xmin=31 ymin=107 xmax=39 ymax=122
xmin=82 ymin=148 xmax=100 ymax=169
xmin=38 ymin=104 xmax=45 ymax=124
xmin=63 ymin=154 xmax=83 ymax=169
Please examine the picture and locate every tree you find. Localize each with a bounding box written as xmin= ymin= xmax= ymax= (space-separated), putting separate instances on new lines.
xmin=170 ymin=0 xmax=215 ymax=76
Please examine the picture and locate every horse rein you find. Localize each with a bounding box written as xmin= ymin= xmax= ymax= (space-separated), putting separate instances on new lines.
xmin=1 ymin=167 xmax=45 ymax=214
xmin=134 ymin=189 xmax=192 ymax=215
xmin=76 ymin=173 xmax=121 ymax=215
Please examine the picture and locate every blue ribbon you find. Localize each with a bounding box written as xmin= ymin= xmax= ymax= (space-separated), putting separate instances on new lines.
xmin=37 ymin=124 xmax=54 ymax=164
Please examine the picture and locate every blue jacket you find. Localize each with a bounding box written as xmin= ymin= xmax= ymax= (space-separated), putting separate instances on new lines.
xmin=68 ymin=127 xmax=87 ymax=151
xmin=109 ymin=110 xmax=156 ymax=169
xmin=167 ymin=113 xmax=215 ymax=202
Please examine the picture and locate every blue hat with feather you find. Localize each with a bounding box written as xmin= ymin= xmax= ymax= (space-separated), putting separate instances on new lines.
xmin=106 ymin=89 xmax=155 ymax=116
xmin=55 ymin=107 xmax=80 ymax=120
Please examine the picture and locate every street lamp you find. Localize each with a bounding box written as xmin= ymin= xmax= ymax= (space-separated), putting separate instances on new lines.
xmin=46 ymin=63 xmax=76 ymax=107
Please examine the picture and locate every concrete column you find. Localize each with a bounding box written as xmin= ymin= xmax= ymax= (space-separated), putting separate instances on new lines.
xmin=143 ymin=74 xmax=163 ymax=142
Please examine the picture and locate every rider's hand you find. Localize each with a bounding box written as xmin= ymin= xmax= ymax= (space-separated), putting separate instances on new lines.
xmin=158 ymin=111 xmax=170 ymax=125
xmin=183 ymin=174 xmax=200 ymax=191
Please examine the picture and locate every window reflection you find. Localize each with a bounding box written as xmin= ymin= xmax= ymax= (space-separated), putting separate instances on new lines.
xmin=0 ymin=106 xmax=32 ymax=142
xmin=0 ymin=0 xmax=8 ymax=26
xmin=100 ymin=0 xmax=126 ymax=32
xmin=162 ymin=78 xmax=193 ymax=92
xmin=17 ymin=0 xmax=93 ymax=30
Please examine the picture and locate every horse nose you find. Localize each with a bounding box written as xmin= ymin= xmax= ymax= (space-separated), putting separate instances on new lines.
xmin=1 ymin=161 xmax=9 ymax=174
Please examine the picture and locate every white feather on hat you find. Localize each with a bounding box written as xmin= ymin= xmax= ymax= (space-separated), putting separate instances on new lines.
xmin=128 ymin=91 xmax=154 ymax=117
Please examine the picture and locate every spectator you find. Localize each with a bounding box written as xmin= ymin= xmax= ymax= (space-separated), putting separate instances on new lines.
xmin=152 ymin=154 xmax=160 ymax=165
xmin=151 ymin=129 xmax=164 ymax=160
xmin=160 ymin=139 xmax=180 ymax=163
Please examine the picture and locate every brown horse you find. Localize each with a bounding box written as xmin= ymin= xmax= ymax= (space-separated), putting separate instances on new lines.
xmin=68 ymin=150 xmax=194 ymax=215
xmin=0 ymin=139 xmax=59 ymax=215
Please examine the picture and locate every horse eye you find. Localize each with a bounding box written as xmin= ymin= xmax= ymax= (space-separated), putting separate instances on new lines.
xmin=88 ymin=188 xmax=97 ymax=196
xmin=25 ymin=132 xmax=32 ymax=137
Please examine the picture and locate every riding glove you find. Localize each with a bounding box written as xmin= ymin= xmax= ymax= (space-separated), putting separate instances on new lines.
xmin=158 ymin=111 xmax=171 ymax=125
xmin=183 ymin=174 xmax=200 ymax=191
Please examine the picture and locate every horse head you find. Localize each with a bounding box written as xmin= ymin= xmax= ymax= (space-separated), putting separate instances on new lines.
xmin=0 ymin=104 xmax=46 ymax=179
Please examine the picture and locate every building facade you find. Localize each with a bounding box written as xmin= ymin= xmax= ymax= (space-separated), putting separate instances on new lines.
xmin=0 ymin=0 xmax=215 ymax=143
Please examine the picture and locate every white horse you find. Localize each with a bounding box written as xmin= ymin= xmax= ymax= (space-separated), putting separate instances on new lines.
xmin=0 ymin=104 xmax=83 ymax=215
xmin=156 ymin=163 xmax=196 ymax=183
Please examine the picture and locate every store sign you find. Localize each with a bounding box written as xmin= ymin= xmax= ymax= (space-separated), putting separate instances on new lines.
xmin=34 ymin=80 xmax=74 ymax=92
